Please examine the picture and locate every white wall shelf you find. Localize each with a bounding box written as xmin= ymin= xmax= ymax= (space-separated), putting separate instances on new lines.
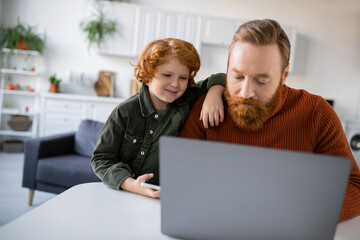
xmin=0 ymin=68 xmax=38 ymax=76
xmin=1 ymin=89 xmax=37 ymax=96
xmin=1 ymin=108 xmax=36 ymax=116
xmin=0 ymin=130 xmax=33 ymax=137
xmin=0 ymin=48 xmax=42 ymax=140
xmin=2 ymin=48 xmax=40 ymax=56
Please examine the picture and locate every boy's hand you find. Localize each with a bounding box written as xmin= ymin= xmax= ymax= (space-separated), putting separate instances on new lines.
xmin=121 ymin=173 xmax=160 ymax=199
xmin=200 ymin=85 xmax=225 ymax=128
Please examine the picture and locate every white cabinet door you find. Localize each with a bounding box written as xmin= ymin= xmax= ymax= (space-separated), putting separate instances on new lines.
xmin=139 ymin=8 xmax=161 ymax=50
xmin=183 ymin=14 xmax=202 ymax=53
xmin=88 ymin=102 xmax=119 ymax=123
xmin=98 ymin=2 xmax=141 ymax=58
xmin=159 ymin=12 xmax=181 ymax=39
xmin=139 ymin=9 xmax=202 ymax=54
xmin=40 ymin=98 xmax=86 ymax=136
xmin=201 ymin=16 xmax=240 ymax=46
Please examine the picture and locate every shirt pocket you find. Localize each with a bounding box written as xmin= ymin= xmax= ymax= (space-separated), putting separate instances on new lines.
xmin=120 ymin=133 xmax=144 ymax=163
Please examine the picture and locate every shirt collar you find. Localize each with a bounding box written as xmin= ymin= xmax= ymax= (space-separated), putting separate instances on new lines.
xmin=138 ymin=84 xmax=157 ymax=117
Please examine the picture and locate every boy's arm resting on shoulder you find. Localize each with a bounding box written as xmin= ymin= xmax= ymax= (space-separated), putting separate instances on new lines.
xmin=189 ymin=73 xmax=226 ymax=100
xmin=196 ymin=73 xmax=226 ymax=91
xmin=193 ymin=73 xmax=226 ymax=128
xmin=201 ymin=85 xmax=225 ymax=128
xmin=312 ymin=99 xmax=360 ymax=222
xmin=179 ymin=95 xmax=208 ymax=140
xmin=91 ymin=109 xmax=133 ymax=190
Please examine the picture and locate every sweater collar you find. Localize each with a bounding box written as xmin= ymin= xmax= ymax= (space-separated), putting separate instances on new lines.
xmin=266 ymin=84 xmax=289 ymax=121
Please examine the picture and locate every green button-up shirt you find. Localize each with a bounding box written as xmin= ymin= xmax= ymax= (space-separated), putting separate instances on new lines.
xmin=91 ymin=74 xmax=225 ymax=190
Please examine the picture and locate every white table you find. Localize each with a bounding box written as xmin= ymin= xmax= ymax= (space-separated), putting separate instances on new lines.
xmin=0 ymin=183 xmax=359 ymax=240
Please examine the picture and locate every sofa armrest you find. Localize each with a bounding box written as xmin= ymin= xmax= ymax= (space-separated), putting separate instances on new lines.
xmin=22 ymin=132 xmax=75 ymax=190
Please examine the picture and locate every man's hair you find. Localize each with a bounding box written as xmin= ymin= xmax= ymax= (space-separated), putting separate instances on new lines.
xmin=229 ymin=19 xmax=291 ymax=73
xmin=134 ymin=38 xmax=201 ymax=87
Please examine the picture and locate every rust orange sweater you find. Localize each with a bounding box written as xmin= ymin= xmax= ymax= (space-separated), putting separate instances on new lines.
xmin=180 ymin=85 xmax=360 ymax=222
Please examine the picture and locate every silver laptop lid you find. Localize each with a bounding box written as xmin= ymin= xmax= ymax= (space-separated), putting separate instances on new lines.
xmin=160 ymin=136 xmax=351 ymax=240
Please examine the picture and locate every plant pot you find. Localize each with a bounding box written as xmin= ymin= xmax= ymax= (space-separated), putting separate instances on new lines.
xmin=18 ymin=40 xmax=29 ymax=50
xmin=50 ymin=84 xmax=59 ymax=93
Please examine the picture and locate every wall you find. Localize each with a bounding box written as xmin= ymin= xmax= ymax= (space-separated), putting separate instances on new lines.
xmin=1 ymin=0 xmax=360 ymax=120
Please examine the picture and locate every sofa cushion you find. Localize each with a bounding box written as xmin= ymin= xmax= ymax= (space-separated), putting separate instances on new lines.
xmin=36 ymin=154 xmax=101 ymax=188
xmin=74 ymin=119 xmax=104 ymax=157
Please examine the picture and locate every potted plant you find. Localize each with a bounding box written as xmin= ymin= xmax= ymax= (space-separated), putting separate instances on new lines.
xmin=0 ymin=20 xmax=45 ymax=53
xmin=48 ymin=73 xmax=61 ymax=93
xmin=80 ymin=4 xmax=117 ymax=49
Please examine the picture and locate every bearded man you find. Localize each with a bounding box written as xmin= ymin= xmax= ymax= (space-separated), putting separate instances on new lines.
xmin=179 ymin=19 xmax=360 ymax=222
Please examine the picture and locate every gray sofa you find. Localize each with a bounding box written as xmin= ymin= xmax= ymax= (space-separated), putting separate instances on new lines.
xmin=22 ymin=119 xmax=104 ymax=205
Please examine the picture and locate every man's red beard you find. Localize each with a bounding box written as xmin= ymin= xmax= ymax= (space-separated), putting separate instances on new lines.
xmin=225 ymin=82 xmax=282 ymax=131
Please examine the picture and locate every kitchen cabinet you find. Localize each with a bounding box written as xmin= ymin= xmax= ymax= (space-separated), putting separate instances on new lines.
xmin=201 ymin=16 xmax=242 ymax=46
xmin=139 ymin=8 xmax=202 ymax=53
xmin=97 ymin=2 xmax=141 ymax=58
xmin=182 ymin=14 xmax=202 ymax=53
xmin=201 ymin=16 xmax=297 ymax=72
xmin=0 ymin=48 xmax=41 ymax=139
xmin=39 ymin=93 xmax=124 ymax=137
xmin=95 ymin=2 xmax=297 ymax=70
xmin=88 ymin=101 xmax=119 ymax=123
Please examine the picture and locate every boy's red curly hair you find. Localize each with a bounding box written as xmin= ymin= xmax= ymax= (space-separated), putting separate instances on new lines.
xmin=134 ymin=38 xmax=201 ymax=87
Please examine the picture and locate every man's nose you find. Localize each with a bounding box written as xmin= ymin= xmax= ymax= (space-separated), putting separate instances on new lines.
xmin=239 ymin=79 xmax=254 ymax=99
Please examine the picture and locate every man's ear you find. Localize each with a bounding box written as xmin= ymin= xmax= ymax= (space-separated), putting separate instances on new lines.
xmin=281 ymin=63 xmax=290 ymax=85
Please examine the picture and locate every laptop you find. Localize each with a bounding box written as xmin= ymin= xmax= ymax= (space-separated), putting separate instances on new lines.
xmin=159 ymin=136 xmax=351 ymax=240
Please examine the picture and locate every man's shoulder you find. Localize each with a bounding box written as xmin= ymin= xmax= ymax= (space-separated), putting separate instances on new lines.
xmin=285 ymin=85 xmax=336 ymax=118
xmin=286 ymin=86 xmax=328 ymax=107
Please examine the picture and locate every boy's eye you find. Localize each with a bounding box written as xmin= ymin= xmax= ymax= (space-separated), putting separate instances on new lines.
xmin=234 ymin=75 xmax=244 ymax=80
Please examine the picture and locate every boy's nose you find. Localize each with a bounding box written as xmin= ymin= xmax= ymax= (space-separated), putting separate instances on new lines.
xmin=170 ymin=78 xmax=179 ymax=88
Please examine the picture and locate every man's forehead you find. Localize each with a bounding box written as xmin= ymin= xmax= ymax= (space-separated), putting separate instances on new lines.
xmin=229 ymin=42 xmax=282 ymax=75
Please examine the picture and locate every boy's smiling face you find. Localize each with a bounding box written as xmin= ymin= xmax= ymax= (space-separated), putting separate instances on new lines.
xmin=147 ymin=57 xmax=190 ymax=110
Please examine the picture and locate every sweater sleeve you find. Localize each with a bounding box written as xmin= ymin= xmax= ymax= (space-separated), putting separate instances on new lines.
xmin=179 ymin=95 xmax=208 ymax=139
xmin=91 ymin=106 xmax=134 ymax=190
xmin=313 ymin=98 xmax=360 ymax=222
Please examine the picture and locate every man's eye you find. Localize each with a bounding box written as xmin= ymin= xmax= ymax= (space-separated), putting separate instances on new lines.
xmin=255 ymin=79 xmax=266 ymax=85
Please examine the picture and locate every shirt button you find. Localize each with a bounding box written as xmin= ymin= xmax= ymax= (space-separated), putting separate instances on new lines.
xmin=140 ymin=151 xmax=145 ymax=156
xmin=133 ymin=139 xmax=137 ymax=143
xmin=149 ymin=130 xmax=153 ymax=134
xmin=154 ymin=114 xmax=159 ymax=119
